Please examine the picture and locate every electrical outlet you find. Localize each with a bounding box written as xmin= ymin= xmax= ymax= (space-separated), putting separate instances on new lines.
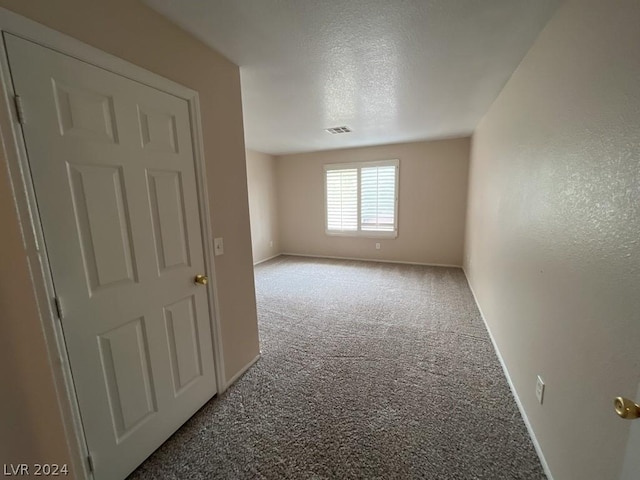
xmin=214 ymin=237 xmax=224 ymax=256
xmin=536 ymin=375 xmax=545 ymax=404
xmin=269 ymin=240 xmax=273 ymax=248
xmin=375 ymin=242 xmax=381 ymax=250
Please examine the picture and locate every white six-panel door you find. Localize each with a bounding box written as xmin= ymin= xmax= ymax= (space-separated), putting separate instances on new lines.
xmin=5 ymin=34 xmax=217 ymax=480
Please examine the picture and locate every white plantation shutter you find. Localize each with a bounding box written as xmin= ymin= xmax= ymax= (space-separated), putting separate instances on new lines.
xmin=360 ymin=165 xmax=397 ymax=232
xmin=326 ymin=168 xmax=358 ymax=231
xmin=325 ymin=160 xmax=398 ymax=236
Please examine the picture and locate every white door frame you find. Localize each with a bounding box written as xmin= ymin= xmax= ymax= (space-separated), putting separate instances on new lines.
xmin=0 ymin=8 xmax=226 ymax=479
xmin=620 ymin=382 xmax=640 ymax=479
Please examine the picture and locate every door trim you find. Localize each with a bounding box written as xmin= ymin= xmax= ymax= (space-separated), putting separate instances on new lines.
xmin=0 ymin=8 xmax=226 ymax=478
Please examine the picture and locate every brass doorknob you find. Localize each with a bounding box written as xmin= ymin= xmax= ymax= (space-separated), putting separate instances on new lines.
xmin=194 ymin=274 xmax=208 ymax=286
xmin=614 ymin=397 xmax=640 ymax=419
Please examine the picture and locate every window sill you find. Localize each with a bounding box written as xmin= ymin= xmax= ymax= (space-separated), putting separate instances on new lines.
xmin=325 ymin=230 xmax=398 ymax=239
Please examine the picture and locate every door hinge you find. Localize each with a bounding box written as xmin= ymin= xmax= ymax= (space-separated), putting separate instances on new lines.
xmin=14 ymin=95 xmax=25 ymax=125
xmin=54 ymin=297 xmax=64 ymax=320
xmin=87 ymin=454 xmax=94 ymax=473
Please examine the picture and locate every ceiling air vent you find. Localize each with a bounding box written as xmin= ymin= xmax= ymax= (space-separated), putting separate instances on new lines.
xmin=325 ymin=126 xmax=352 ymax=134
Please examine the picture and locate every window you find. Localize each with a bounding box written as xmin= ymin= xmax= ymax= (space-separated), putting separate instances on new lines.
xmin=324 ymin=160 xmax=399 ymax=237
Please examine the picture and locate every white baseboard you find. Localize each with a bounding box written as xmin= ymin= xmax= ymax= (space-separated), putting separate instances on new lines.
xmin=462 ymin=268 xmax=554 ymax=480
xmin=253 ymin=253 xmax=282 ymax=266
xmin=281 ymin=252 xmax=461 ymax=269
xmin=224 ymin=353 xmax=261 ymax=390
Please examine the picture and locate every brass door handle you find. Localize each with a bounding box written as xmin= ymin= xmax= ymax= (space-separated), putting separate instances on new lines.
xmin=614 ymin=397 xmax=640 ymax=419
xmin=194 ymin=274 xmax=208 ymax=286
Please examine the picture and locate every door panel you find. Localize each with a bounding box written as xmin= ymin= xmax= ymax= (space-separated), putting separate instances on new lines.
xmin=5 ymin=34 xmax=217 ymax=480
xmin=68 ymin=164 xmax=138 ymax=291
xmin=164 ymin=295 xmax=204 ymax=395
xmin=98 ymin=317 xmax=157 ymax=441
xmin=138 ymin=106 xmax=179 ymax=153
xmin=147 ymin=169 xmax=191 ymax=272
xmin=53 ymin=80 xmax=119 ymax=143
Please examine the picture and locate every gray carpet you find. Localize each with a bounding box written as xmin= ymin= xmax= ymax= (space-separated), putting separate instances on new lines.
xmin=129 ymin=255 xmax=545 ymax=479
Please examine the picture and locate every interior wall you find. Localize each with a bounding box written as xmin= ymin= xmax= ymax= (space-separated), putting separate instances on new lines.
xmin=246 ymin=149 xmax=280 ymax=263
xmin=464 ymin=0 xmax=640 ymax=478
xmin=0 ymin=0 xmax=260 ymax=470
xmin=277 ymin=138 xmax=470 ymax=266
xmin=0 ymin=155 xmax=73 ymax=468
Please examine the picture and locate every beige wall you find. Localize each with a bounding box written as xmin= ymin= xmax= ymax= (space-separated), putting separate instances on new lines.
xmin=0 ymin=160 xmax=73 ymax=468
xmin=276 ymin=139 xmax=470 ymax=266
xmin=464 ymin=0 xmax=640 ymax=478
xmin=0 ymin=0 xmax=260 ymax=471
xmin=246 ymin=150 xmax=280 ymax=263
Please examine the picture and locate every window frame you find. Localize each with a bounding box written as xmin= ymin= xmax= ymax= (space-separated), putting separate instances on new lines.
xmin=324 ymin=159 xmax=399 ymax=238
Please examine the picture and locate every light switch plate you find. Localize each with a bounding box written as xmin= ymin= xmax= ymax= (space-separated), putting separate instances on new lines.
xmin=214 ymin=237 xmax=224 ymax=256
xmin=536 ymin=375 xmax=545 ymax=404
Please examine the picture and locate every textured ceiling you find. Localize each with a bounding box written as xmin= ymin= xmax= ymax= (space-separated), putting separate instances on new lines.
xmin=144 ymin=0 xmax=560 ymax=155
